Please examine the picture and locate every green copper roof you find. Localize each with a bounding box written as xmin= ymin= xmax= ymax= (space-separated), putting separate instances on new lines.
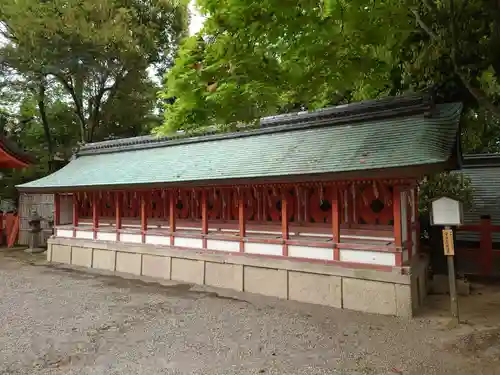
xmin=17 ymin=99 xmax=463 ymax=191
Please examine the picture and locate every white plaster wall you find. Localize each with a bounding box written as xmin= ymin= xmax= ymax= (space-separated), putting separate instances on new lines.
xmin=56 ymin=229 xmax=73 ymax=238
xmin=75 ymin=230 xmax=93 ymax=240
xmin=339 ymin=249 xmax=396 ymax=266
xmin=96 ymin=232 xmax=117 ymax=242
xmin=120 ymin=233 xmax=142 ymax=244
xmin=206 ymin=239 xmax=240 ymax=252
xmin=288 ymin=245 xmax=334 ymax=261
xmin=174 ymin=237 xmax=203 ymax=249
xmin=245 ymin=242 xmax=282 ymax=256
xmin=297 ymin=232 xmax=331 ymax=238
xmin=146 ymin=235 xmax=170 ymax=246
xmin=342 ymin=234 xmax=394 ymax=241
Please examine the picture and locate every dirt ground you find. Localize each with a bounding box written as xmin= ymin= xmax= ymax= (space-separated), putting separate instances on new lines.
xmin=0 ymin=248 xmax=500 ymax=375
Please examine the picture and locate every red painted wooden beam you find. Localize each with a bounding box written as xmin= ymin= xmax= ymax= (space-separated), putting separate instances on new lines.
xmin=406 ymin=189 xmax=413 ymax=261
xmin=393 ymin=185 xmax=402 ymax=266
xmin=115 ymin=192 xmax=122 ymax=241
xmin=72 ymin=193 xmax=78 ymax=237
xmin=169 ymin=190 xmax=176 ymax=246
xmin=239 ymin=193 xmax=245 ymax=252
xmin=332 ymin=187 xmax=340 ymax=261
xmin=92 ymin=192 xmax=98 ymax=240
xmin=54 ymin=193 xmax=61 ymax=227
xmin=141 ymin=192 xmax=148 ymax=243
xmin=282 ymin=192 xmax=289 ymax=256
xmin=201 ymin=189 xmax=208 ymax=248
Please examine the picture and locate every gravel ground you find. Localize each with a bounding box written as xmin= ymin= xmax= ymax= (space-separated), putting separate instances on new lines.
xmin=0 ymin=252 xmax=499 ymax=375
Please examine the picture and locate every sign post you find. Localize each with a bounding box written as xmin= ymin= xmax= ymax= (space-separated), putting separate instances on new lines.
xmin=442 ymin=226 xmax=459 ymax=322
xmin=431 ymin=196 xmax=463 ymax=324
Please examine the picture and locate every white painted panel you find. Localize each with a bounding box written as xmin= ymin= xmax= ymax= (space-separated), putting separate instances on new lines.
xmin=120 ymin=233 xmax=142 ymax=244
xmin=244 ymin=242 xmax=282 ymax=256
xmin=75 ymin=230 xmax=93 ymax=240
xmin=246 ymin=230 xmax=281 ymax=235
xmin=297 ymin=232 xmax=331 ymax=238
xmin=220 ymin=228 xmax=239 ymax=233
xmin=56 ymin=229 xmax=73 ymax=238
xmin=288 ymin=245 xmax=333 ymax=261
xmin=97 ymin=232 xmax=117 ymax=242
xmin=174 ymin=237 xmax=203 ymax=249
xmin=206 ymin=239 xmax=240 ymax=252
xmin=146 ymin=235 xmax=170 ymax=246
xmin=342 ymin=235 xmax=394 ymax=242
xmin=339 ymin=249 xmax=396 ymax=266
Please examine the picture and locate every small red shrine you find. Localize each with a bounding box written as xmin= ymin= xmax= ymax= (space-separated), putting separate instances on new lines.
xmin=0 ymin=134 xmax=33 ymax=246
xmin=17 ymin=94 xmax=463 ymax=316
xmin=0 ymin=134 xmax=32 ymax=169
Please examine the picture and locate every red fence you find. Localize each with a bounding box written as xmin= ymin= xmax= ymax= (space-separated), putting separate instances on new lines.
xmin=456 ymin=217 xmax=500 ymax=276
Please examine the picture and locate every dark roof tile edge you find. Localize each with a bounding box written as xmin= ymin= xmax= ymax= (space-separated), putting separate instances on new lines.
xmin=79 ymin=92 xmax=430 ymax=154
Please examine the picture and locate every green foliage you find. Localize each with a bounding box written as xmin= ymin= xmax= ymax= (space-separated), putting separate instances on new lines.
xmin=157 ymin=0 xmax=411 ymax=134
xmin=1 ymin=0 xmax=188 ymax=143
xmin=418 ymin=172 xmax=474 ymax=215
xmin=0 ymin=0 xmax=188 ymax=201
xmin=157 ymin=0 xmax=500 ymax=146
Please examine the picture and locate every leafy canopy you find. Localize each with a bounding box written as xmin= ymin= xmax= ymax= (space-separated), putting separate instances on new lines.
xmin=158 ymin=0 xmax=500 ymax=149
xmin=1 ymin=0 xmax=188 ymax=143
xmin=157 ymin=0 xmax=411 ymax=134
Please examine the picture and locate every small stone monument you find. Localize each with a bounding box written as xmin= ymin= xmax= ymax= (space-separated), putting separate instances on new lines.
xmin=25 ymin=208 xmax=45 ymax=254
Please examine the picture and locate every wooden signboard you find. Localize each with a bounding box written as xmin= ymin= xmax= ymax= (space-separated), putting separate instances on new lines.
xmin=442 ymin=229 xmax=455 ymax=256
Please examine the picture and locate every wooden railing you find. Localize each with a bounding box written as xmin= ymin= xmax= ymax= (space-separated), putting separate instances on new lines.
xmin=456 ymin=216 xmax=500 ymax=276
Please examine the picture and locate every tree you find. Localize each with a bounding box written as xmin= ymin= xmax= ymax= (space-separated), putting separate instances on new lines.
xmin=157 ymin=0 xmax=500 ymax=147
xmin=1 ymin=0 xmax=188 ymax=150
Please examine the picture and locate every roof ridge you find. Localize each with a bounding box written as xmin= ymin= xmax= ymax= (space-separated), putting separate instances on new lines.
xmin=78 ymin=92 xmax=437 ymax=156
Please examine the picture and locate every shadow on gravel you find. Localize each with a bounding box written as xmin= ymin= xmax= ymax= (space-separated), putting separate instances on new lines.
xmin=42 ymin=262 xmax=248 ymax=304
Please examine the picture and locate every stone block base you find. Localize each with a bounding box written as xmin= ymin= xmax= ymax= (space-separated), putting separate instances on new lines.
xmin=46 ymin=237 xmax=427 ymax=317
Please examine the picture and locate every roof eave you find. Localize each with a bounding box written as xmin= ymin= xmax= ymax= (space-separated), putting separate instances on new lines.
xmin=16 ymin=161 xmax=454 ymax=193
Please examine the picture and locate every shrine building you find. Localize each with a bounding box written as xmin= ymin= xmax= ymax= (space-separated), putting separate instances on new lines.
xmin=17 ymin=94 xmax=463 ymax=317
xmin=0 ymin=134 xmax=32 ymax=169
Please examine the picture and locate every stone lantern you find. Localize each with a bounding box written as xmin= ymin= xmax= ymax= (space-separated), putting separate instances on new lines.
xmin=25 ymin=208 xmax=45 ymax=254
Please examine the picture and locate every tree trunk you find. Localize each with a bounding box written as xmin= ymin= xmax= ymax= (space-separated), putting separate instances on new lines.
xmin=37 ymin=82 xmax=54 ymax=171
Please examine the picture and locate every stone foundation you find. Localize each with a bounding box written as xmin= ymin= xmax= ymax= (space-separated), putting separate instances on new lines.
xmin=46 ymin=237 xmax=428 ymax=317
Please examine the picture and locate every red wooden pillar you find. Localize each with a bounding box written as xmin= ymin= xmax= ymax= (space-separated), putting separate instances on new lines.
xmin=332 ymin=187 xmax=340 ymax=261
xmin=72 ymin=193 xmax=79 ymax=238
xmin=303 ymin=187 xmax=310 ymax=224
xmin=92 ymin=192 xmax=99 ymax=240
xmin=480 ymin=216 xmax=493 ymax=276
xmin=257 ymin=187 xmax=263 ymax=222
xmin=406 ymin=188 xmax=413 ymax=261
xmin=141 ymin=192 xmax=148 ymax=243
xmin=393 ymin=185 xmax=403 ymax=266
xmin=115 ymin=192 xmax=122 ymax=242
xmin=54 ymin=193 xmax=61 ymax=227
xmin=169 ymin=190 xmax=176 ymax=246
xmin=414 ymin=188 xmax=420 ymax=255
xmin=201 ymin=189 xmax=208 ymax=248
xmin=282 ymin=191 xmax=289 ymax=256
xmin=162 ymin=189 xmax=168 ymax=225
xmin=239 ymin=192 xmax=245 ymax=252
xmin=351 ymin=184 xmax=357 ymax=225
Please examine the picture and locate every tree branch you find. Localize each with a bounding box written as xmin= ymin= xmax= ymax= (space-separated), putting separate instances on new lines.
xmin=411 ymin=4 xmax=500 ymax=118
xmin=49 ymin=71 xmax=87 ymax=142
xmin=410 ymin=8 xmax=438 ymax=40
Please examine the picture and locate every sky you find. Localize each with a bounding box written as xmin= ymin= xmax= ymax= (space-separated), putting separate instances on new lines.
xmin=189 ymin=1 xmax=205 ymax=35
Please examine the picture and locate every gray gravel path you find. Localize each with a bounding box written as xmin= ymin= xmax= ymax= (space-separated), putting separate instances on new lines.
xmin=0 ymin=253 xmax=498 ymax=375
